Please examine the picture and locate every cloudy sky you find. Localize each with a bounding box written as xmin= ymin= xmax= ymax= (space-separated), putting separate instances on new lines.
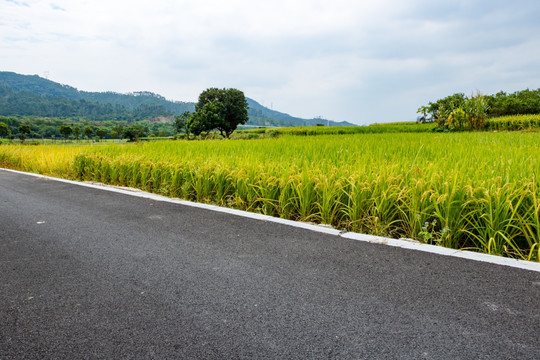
xmin=2 ymin=0 xmax=539 ymax=124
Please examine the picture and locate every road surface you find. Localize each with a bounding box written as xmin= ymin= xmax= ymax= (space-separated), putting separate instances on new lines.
xmin=1 ymin=169 xmax=539 ymax=359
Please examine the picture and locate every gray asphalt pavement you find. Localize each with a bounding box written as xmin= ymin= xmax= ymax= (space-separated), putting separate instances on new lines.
xmin=1 ymin=169 xmax=539 ymax=359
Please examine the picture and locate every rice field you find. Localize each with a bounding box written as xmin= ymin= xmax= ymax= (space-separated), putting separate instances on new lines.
xmin=237 ymin=122 xmax=436 ymax=136
xmin=1 ymin=131 xmax=539 ymax=262
xmin=485 ymin=114 xmax=540 ymax=131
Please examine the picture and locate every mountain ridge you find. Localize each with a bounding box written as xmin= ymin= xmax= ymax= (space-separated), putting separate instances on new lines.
xmin=0 ymin=72 xmax=355 ymax=127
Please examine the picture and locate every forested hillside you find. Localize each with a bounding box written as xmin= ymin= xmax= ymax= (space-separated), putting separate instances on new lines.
xmin=0 ymin=85 xmax=178 ymax=121
xmin=246 ymin=98 xmax=354 ymax=127
xmin=0 ymin=72 xmax=353 ymax=127
xmin=0 ymin=72 xmax=193 ymax=121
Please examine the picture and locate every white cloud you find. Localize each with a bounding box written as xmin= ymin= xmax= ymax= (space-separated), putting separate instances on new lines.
xmin=1 ymin=0 xmax=539 ymax=124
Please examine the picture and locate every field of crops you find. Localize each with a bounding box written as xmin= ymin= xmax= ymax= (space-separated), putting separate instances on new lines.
xmin=237 ymin=114 xmax=540 ymax=138
xmin=485 ymin=114 xmax=540 ymax=131
xmin=1 ymin=131 xmax=539 ymax=262
xmin=237 ymin=122 xmax=436 ymax=136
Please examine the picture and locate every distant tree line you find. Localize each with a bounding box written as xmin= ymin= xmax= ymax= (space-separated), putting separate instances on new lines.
xmin=0 ymin=116 xmax=176 ymax=142
xmin=484 ymin=89 xmax=540 ymax=117
xmin=417 ymin=93 xmax=489 ymax=130
xmin=417 ymin=89 xmax=540 ymax=130
xmin=0 ymin=88 xmax=249 ymax=142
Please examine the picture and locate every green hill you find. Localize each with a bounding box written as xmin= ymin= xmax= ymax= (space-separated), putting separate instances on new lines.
xmin=245 ymin=98 xmax=354 ymax=127
xmin=0 ymin=71 xmax=354 ymax=126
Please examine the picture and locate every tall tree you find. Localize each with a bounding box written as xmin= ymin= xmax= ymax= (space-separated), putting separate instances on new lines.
xmin=219 ymin=88 xmax=249 ymax=138
xmin=0 ymin=122 xmax=9 ymax=138
xmin=186 ymin=112 xmax=207 ymax=138
xmin=192 ymin=88 xmax=249 ymax=138
xmin=96 ymin=128 xmax=108 ymax=140
xmin=112 ymin=124 xmax=124 ymax=140
xmin=84 ymin=126 xmax=94 ymax=141
xmin=174 ymin=111 xmax=190 ymax=135
xmin=73 ymin=126 xmax=81 ymax=142
xmin=59 ymin=125 xmax=73 ymax=142
xmin=122 ymin=124 xmax=148 ymax=142
xmin=18 ymin=123 xmax=31 ymax=142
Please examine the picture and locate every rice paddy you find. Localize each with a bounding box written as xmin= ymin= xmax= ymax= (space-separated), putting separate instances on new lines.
xmin=1 ymin=131 xmax=539 ymax=262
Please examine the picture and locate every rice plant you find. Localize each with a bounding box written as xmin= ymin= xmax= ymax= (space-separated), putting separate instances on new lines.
xmin=1 ymin=131 xmax=539 ymax=261
xmin=485 ymin=114 xmax=540 ymax=131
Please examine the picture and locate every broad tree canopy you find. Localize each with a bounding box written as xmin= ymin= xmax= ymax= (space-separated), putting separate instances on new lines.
xmin=189 ymin=88 xmax=249 ymax=138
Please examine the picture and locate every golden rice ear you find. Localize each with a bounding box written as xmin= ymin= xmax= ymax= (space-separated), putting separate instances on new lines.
xmin=1 ymin=127 xmax=538 ymax=262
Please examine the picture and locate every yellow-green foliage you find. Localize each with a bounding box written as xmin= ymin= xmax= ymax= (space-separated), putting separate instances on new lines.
xmin=486 ymin=114 xmax=540 ymax=131
xmin=238 ymin=123 xmax=436 ymax=136
xmin=1 ymin=132 xmax=539 ymax=261
xmin=0 ymin=144 xmax=84 ymax=177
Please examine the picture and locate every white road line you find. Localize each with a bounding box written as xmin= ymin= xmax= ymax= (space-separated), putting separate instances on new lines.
xmin=3 ymin=167 xmax=540 ymax=273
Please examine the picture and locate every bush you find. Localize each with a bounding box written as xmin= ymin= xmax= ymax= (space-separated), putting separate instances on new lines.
xmin=266 ymin=129 xmax=281 ymax=137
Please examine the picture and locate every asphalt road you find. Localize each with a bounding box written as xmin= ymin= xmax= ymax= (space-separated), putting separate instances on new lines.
xmin=1 ymin=169 xmax=539 ymax=359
